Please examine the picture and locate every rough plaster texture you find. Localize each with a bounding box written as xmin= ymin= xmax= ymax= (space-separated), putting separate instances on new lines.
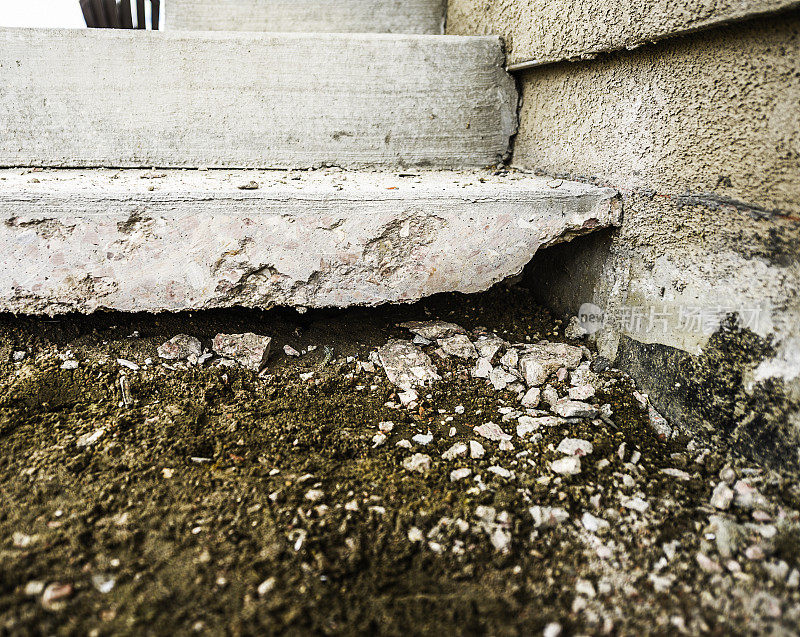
xmin=507 ymin=15 xmax=800 ymax=466
xmin=0 ymin=169 xmax=619 ymax=315
xmin=513 ymin=16 xmax=800 ymax=216
xmin=0 ymin=28 xmax=516 ymax=170
xmin=446 ymin=0 xmax=800 ymax=67
xmin=169 ymin=0 xmax=447 ymax=34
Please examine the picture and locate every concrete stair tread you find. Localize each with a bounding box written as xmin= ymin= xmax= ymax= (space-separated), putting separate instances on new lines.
xmin=168 ymin=0 xmax=447 ymax=34
xmin=0 ymin=168 xmax=620 ymax=314
xmin=0 ymin=28 xmax=516 ymax=170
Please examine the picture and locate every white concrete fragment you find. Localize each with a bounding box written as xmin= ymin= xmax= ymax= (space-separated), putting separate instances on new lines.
xmin=158 ymin=335 xmax=202 ymax=360
xmin=169 ymin=0 xmax=447 ymax=34
xmin=470 ymin=440 xmax=486 ymax=458
xmin=581 ymin=512 xmax=610 ymax=533
xmin=438 ymin=335 xmax=478 ymax=359
xmin=710 ymin=482 xmax=735 ymax=510
xmin=442 ymin=442 xmax=468 ymax=460
xmin=489 ymin=367 xmax=518 ymax=390
xmin=520 ymin=387 xmax=541 ymax=408
xmin=552 ymin=399 xmax=600 ymax=419
xmin=519 ymin=343 xmax=584 ymax=386
xmin=450 ymin=467 xmax=472 ymax=481
xmin=400 ymin=321 xmax=466 ymax=340
xmin=472 ymin=358 xmax=494 ymax=379
xmin=551 ymin=456 xmax=582 ymax=475
xmin=0 ymin=29 xmax=516 ymax=170
xmin=377 ymin=340 xmax=440 ymax=390
xmin=213 ymin=333 xmax=271 ymax=371
xmin=474 ymin=335 xmax=506 ymax=360
xmin=556 ymin=438 xmax=594 ymax=457
xmin=0 ymin=168 xmax=618 ymax=315
xmin=475 ymin=422 xmax=512 ymax=442
xmin=402 ymin=453 xmax=432 ymax=473
xmin=529 ymin=505 xmax=569 ymax=528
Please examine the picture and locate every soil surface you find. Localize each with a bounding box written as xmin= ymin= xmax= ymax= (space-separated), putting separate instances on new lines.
xmin=0 ymin=287 xmax=798 ymax=636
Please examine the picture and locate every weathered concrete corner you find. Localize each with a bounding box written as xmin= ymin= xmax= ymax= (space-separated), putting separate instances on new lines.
xmin=0 ymin=169 xmax=619 ymax=315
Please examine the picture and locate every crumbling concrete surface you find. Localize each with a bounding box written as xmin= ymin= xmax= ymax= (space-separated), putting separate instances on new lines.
xmin=0 ymin=169 xmax=619 ymax=315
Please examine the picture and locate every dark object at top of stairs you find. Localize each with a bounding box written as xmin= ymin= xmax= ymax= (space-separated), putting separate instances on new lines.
xmin=80 ymin=0 xmax=159 ymax=29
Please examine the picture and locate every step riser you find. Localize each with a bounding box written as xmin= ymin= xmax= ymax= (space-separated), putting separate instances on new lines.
xmin=0 ymin=29 xmax=516 ymax=170
xmin=169 ymin=0 xmax=447 ymax=34
xmin=0 ymin=170 xmax=619 ymax=315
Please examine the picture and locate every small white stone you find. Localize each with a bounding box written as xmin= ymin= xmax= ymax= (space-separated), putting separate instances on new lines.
xmin=378 ymin=421 xmax=394 ymax=433
xmin=438 ymin=334 xmax=478 ymax=359
xmin=407 ymin=527 xmax=424 ymax=542
xmin=498 ymin=439 xmax=515 ymax=452
xmin=283 ymin=345 xmax=301 ymax=357
xmin=621 ymin=496 xmax=649 ymax=513
xmin=552 ymin=399 xmax=599 ymax=419
xmin=520 ymin=387 xmax=540 ymax=408
xmin=442 ymin=442 xmax=468 ymax=460
xmin=305 ymin=489 xmax=325 ymax=502
xmin=257 ymin=578 xmax=276 ymax=597
xmin=116 ymin=358 xmax=140 ymax=371
xmin=450 ymin=467 xmax=472 ymax=482
xmin=551 ymin=456 xmax=581 ymax=475
xmin=402 ymin=453 xmax=432 ymax=474
xmin=12 ymin=350 xmax=26 ymax=362
xmin=530 ymin=505 xmax=569 ymax=528
xmin=454 ymin=404 xmax=465 ymax=414
xmin=489 ymin=366 xmax=518 ymax=390
xmin=396 ymin=439 xmax=412 ymax=449
xmin=661 ymin=468 xmax=691 ymax=481
xmin=710 ymin=482 xmax=734 ymax=510
xmin=412 ymin=432 xmax=433 ymax=446
xmin=469 ymin=440 xmax=485 ymax=458
xmin=487 ymin=465 xmax=512 ymax=478
xmin=556 ymin=437 xmax=593 ymax=457
xmin=500 ymin=349 xmax=518 ymax=369
xmin=472 ymin=357 xmax=493 ymax=378
xmin=474 ymin=422 xmax=511 ymax=442
xmin=372 ymin=433 xmax=387 ymax=447
xmin=581 ymin=512 xmax=610 ymax=533
xmin=516 ymin=416 xmax=540 ymax=438
xmin=543 ymin=621 xmax=562 ymax=637
xmin=60 ymin=359 xmax=78 ymax=370
xmin=575 ymin=579 xmax=596 ymax=598
xmin=568 ymin=384 xmax=595 ymax=401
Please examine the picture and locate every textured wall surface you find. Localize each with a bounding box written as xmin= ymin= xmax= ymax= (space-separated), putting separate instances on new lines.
xmin=0 ymin=28 xmax=516 ymax=170
xmin=514 ymin=17 xmax=800 ymax=215
xmin=452 ymin=6 xmax=800 ymax=468
xmin=447 ymin=0 xmax=800 ymax=67
xmin=169 ymin=0 xmax=447 ymax=34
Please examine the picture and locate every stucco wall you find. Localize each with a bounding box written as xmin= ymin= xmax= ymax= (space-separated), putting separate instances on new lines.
xmin=446 ymin=0 xmax=800 ymax=67
xmin=448 ymin=6 xmax=800 ymax=469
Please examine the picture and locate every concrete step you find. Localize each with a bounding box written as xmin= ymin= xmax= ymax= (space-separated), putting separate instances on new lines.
xmin=0 ymin=28 xmax=516 ymax=170
xmin=0 ymin=168 xmax=620 ymax=315
xmin=168 ymin=0 xmax=446 ymax=34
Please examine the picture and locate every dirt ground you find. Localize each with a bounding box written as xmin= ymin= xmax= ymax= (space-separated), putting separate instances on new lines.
xmin=0 ymin=286 xmax=798 ymax=636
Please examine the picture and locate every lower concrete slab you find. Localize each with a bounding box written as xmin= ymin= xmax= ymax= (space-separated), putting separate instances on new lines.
xmin=0 ymin=169 xmax=619 ymax=315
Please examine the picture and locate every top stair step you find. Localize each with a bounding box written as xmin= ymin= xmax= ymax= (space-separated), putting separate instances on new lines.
xmin=0 ymin=28 xmax=516 ymax=170
xmin=168 ymin=0 xmax=447 ymax=34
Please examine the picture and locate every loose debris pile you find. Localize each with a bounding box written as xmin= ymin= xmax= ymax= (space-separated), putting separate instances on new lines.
xmin=0 ymin=291 xmax=798 ymax=635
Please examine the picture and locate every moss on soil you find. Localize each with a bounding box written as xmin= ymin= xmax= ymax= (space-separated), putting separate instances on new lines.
xmin=0 ymin=288 xmax=797 ymax=635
